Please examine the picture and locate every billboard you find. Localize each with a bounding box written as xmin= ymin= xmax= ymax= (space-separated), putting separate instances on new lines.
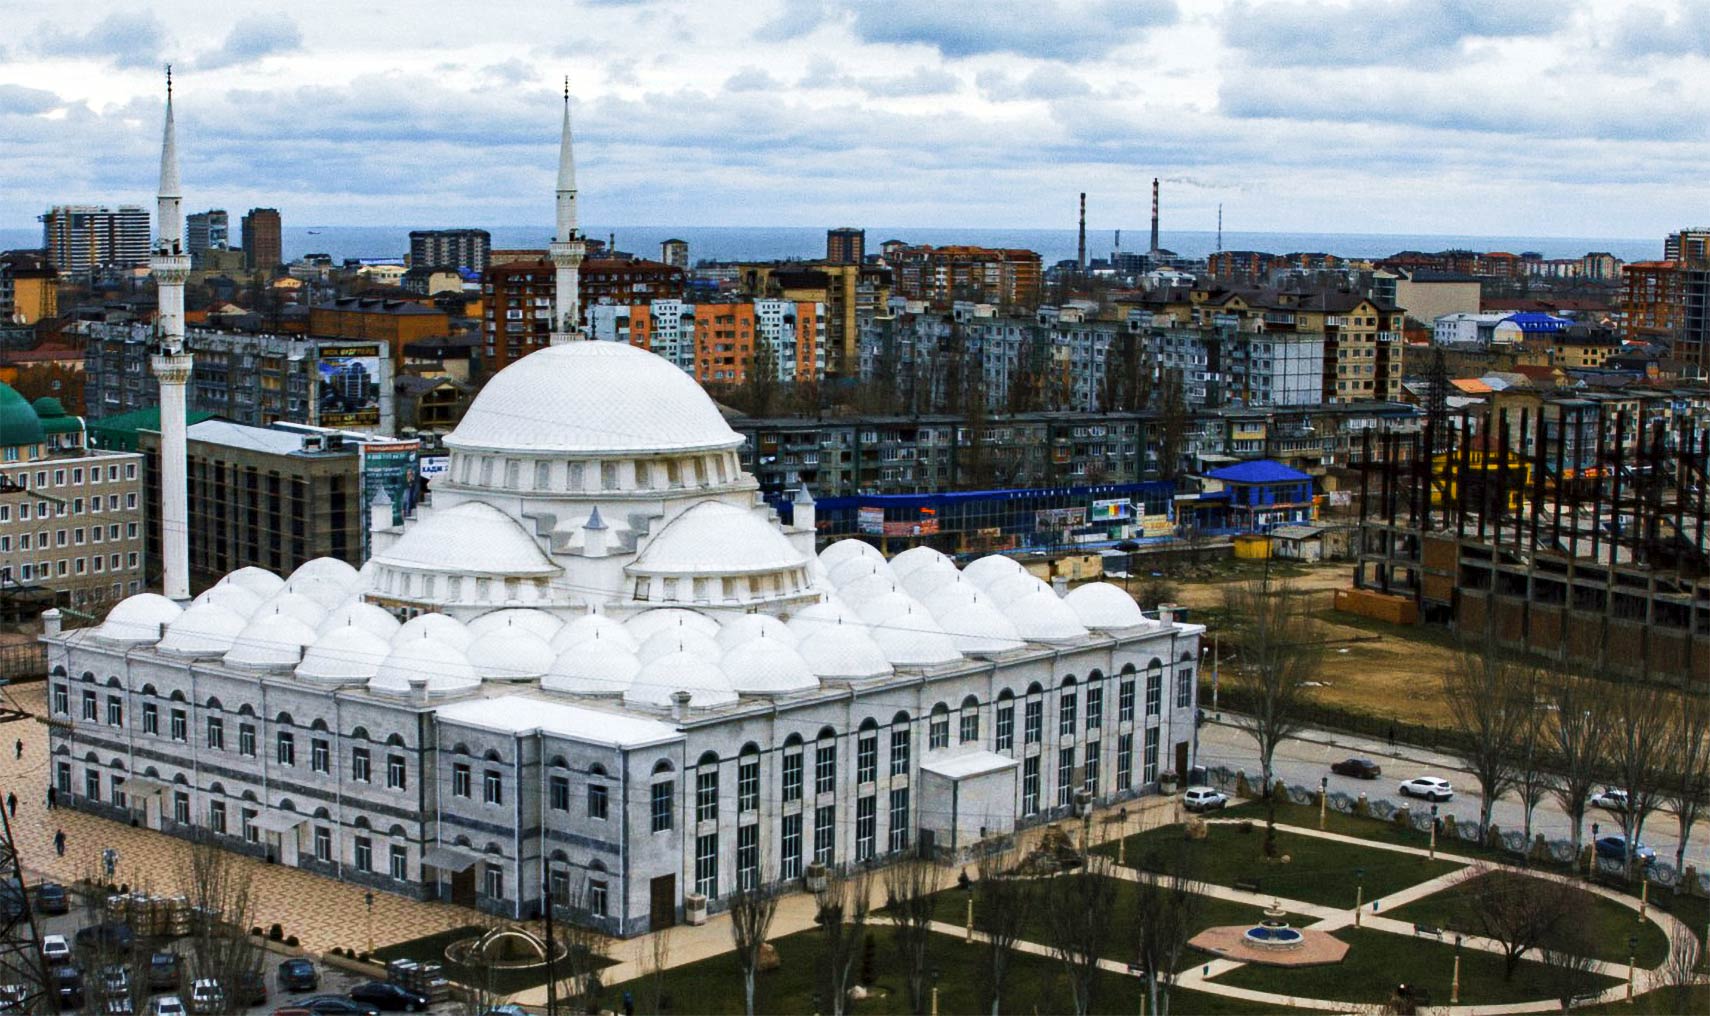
xmin=1089 ymin=498 xmax=1133 ymax=523
xmin=315 ymin=344 xmax=383 ymax=428
xmin=361 ymin=440 xmax=420 ymax=557
xmin=857 ymin=506 xmax=885 ymax=535
xmin=419 ymin=455 xmax=450 ymax=483
xmin=1034 ymin=507 xmax=1086 ymax=531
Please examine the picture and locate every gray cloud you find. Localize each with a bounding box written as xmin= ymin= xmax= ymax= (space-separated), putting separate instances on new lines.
xmin=767 ymin=0 xmax=1175 ymax=58
xmin=0 ymin=85 xmax=65 ymax=116
xmin=1601 ymin=2 xmax=1710 ymax=57
xmin=197 ymin=14 xmax=303 ymax=70
xmin=35 ymin=12 xmax=168 ymax=69
xmin=725 ymin=67 xmax=784 ymax=92
xmin=1223 ymin=0 xmax=1571 ymax=67
xmin=978 ymin=66 xmax=1092 ymax=102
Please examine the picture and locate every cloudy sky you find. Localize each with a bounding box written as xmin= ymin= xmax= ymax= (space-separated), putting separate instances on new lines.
xmin=1 ymin=0 xmax=1706 ymax=239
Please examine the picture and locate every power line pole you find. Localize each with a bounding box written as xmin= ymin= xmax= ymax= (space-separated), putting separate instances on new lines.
xmin=0 ymin=801 xmax=52 ymax=1012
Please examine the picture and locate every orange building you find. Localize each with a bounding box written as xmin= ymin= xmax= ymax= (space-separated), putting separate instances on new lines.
xmin=884 ymin=244 xmax=1042 ymax=309
xmin=599 ymin=299 xmax=825 ymax=385
xmin=1621 ymin=260 xmax=1684 ymax=343
xmin=308 ymin=297 xmax=451 ymax=367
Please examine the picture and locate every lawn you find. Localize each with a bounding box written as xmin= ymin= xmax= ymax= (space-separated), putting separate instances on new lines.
xmin=600 ymin=923 xmax=1312 ymax=1015
xmin=1102 ymin=818 xmax=1463 ymax=909
xmin=370 ymin=924 xmax=613 ymax=995
xmin=1385 ymin=870 xmax=1671 ymax=968
xmin=1211 ymin=926 xmax=1621 ymax=1008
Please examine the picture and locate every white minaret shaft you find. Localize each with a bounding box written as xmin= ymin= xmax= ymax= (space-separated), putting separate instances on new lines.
xmin=549 ymin=77 xmax=586 ymax=345
xmin=150 ymin=66 xmax=193 ymax=602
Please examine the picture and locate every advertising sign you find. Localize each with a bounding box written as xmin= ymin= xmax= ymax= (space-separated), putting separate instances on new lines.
xmin=1089 ymin=498 xmax=1133 ymax=523
xmin=857 ymin=506 xmax=885 ymax=535
xmin=1034 ymin=507 xmax=1086 ymax=531
xmin=361 ymin=440 xmax=420 ymax=556
xmin=419 ymin=455 xmax=450 ymax=482
xmin=315 ymin=344 xmax=383 ymax=428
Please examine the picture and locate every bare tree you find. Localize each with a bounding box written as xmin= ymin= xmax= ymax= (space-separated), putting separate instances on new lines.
xmin=813 ymin=866 xmax=872 ymax=1016
xmin=1547 ymin=671 xmax=1611 ymax=862
xmin=1132 ymin=840 xmax=1206 ymax=1016
xmin=728 ymin=883 xmax=780 ymax=1016
xmin=1539 ymin=921 xmax=1604 ymax=1011
xmin=1223 ymin=578 xmax=1325 ymax=856
xmin=1605 ymin=679 xmax=1669 ymax=880
xmin=558 ymin=877 xmax=609 ymax=1013
xmin=1661 ymin=690 xmax=1710 ymax=877
xmin=882 ymin=859 xmax=941 ymax=1015
xmin=1461 ymin=867 xmax=1574 ymax=980
xmin=1657 ymin=925 xmax=1704 ymax=1014
xmin=176 ymin=839 xmax=265 ymax=1010
xmin=639 ymin=925 xmax=672 ymax=1015
xmin=972 ymin=853 xmax=1029 ymax=1016
xmin=1440 ymin=648 xmax=1528 ymax=834
xmin=1041 ymin=854 xmax=1118 ymax=1016
xmin=1507 ymin=665 xmax=1551 ymax=856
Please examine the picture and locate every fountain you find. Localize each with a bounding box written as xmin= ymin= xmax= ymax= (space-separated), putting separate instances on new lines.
xmin=1241 ymin=900 xmax=1304 ymax=949
xmin=444 ymin=925 xmax=568 ymax=970
xmin=1188 ymin=898 xmax=1345 ymax=966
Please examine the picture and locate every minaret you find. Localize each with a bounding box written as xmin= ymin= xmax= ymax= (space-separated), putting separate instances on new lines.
xmin=549 ymin=78 xmax=586 ymax=345
xmin=1149 ymin=177 xmax=1161 ymax=256
xmin=150 ymin=66 xmax=193 ymax=603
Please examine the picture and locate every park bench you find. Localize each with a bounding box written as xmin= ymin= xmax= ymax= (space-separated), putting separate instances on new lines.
xmin=1412 ymin=922 xmax=1443 ymax=939
xmin=1232 ymin=878 xmax=1261 ymax=893
xmin=1566 ymin=991 xmax=1600 ymax=1009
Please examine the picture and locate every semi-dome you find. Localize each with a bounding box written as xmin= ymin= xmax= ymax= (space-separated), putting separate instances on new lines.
xmin=467 ymin=625 xmax=555 ymax=681
xmin=818 ymin=539 xmax=883 ymax=569
xmin=191 ymin=582 xmax=264 ymax=619
xmin=218 ymin=566 xmax=286 ymax=597
xmin=1063 ymin=582 xmax=1150 ymax=630
xmin=317 ymin=600 xmax=402 ymax=640
xmin=1004 ymin=590 xmax=1090 ymax=643
xmin=961 ymin=554 xmax=1025 ymax=588
xmin=637 ymin=628 xmax=722 ymax=665
xmin=716 ymin=613 xmax=798 ymax=650
xmin=625 ymin=650 xmax=737 ymax=709
xmin=96 ymin=593 xmax=183 ymax=644
xmin=372 ymin=502 xmax=559 ymax=576
xmin=468 ymin=608 xmax=564 ymax=640
xmin=295 ymin=625 xmax=391 ymax=686
xmin=828 ymin=555 xmax=890 ymax=589
xmin=30 ymin=395 xmax=66 ymax=418
xmin=624 ymin=608 xmax=720 ymax=642
xmin=795 ymin=624 xmax=893 ymax=680
xmin=888 ymin=545 xmax=951 ymax=580
xmin=869 ymin=609 xmax=963 ymax=667
xmin=722 ymin=636 xmax=819 ymax=695
xmin=393 ymin=612 xmax=473 ymax=650
xmin=369 ymin=638 xmax=479 ymax=698
xmin=630 ymin=502 xmax=806 ymax=576
xmin=551 ymin=614 xmax=639 ymax=653
xmin=446 ymin=341 xmax=742 ymax=455
xmin=542 ymin=639 xmax=641 ymax=697
xmin=289 ymin=557 xmax=360 ymax=587
xmin=0 ymin=383 xmax=45 ymax=447
xmin=223 ymin=612 xmax=318 ymax=670
xmin=936 ymin=598 xmax=1027 ymax=654
xmin=157 ymin=603 xmax=246 ymax=657
xmin=250 ymin=592 xmax=328 ymax=628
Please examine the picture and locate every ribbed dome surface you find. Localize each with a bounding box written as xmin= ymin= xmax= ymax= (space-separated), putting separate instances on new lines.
xmin=219 ymin=566 xmax=285 ymax=597
xmin=317 ymin=600 xmax=402 ymax=639
xmin=888 ymin=545 xmax=951 ymax=580
xmin=289 ymin=557 xmax=360 ymax=587
xmin=716 ymin=613 xmax=798 ymax=650
xmin=1004 ymin=590 xmax=1090 ymax=643
xmin=393 ymin=612 xmax=473 ymax=650
xmin=0 ymin=382 xmax=45 ymax=447
xmin=224 ymin=612 xmax=318 ymax=669
xmin=625 ymin=608 xmax=721 ymax=642
xmin=551 ymin=614 xmax=639 ymax=652
xmin=936 ymin=599 xmax=1026 ymax=654
xmin=373 ymin=502 xmax=559 ymax=576
xmin=722 ymin=636 xmax=818 ymax=695
xmin=543 ymin=639 xmax=641 ymax=697
xmin=191 ymin=583 xmax=264 ymax=618
xmin=468 ymin=608 xmax=564 ymax=640
xmin=961 ymin=554 xmax=1025 ymax=588
xmin=158 ymin=603 xmax=246 ymax=656
xmin=631 ymin=502 xmax=806 ymax=576
xmin=637 ymin=628 xmax=722 ymax=665
xmin=985 ymin=572 xmax=1051 ymax=606
xmin=296 ymin=625 xmax=391 ymax=686
xmin=829 ymin=555 xmax=890 ymax=589
xmin=869 ymin=610 xmax=963 ymax=667
xmin=625 ymin=650 xmax=737 ymax=709
xmin=279 ymin=576 xmax=352 ymax=610
xmin=370 ymin=638 xmax=480 ymax=697
xmin=96 ymin=594 xmax=183 ymax=644
xmin=467 ymin=626 xmax=555 ymax=681
xmin=796 ymin=624 xmax=893 ymax=680
xmin=818 ymin=539 xmax=884 ymax=569
xmin=1063 ymin=582 xmax=1150 ymax=630
xmin=251 ymin=592 xmax=327 ymax=628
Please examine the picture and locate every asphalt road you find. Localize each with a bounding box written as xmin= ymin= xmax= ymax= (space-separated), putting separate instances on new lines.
xmin=1194 ymin=716 xmax=1710 ymax=873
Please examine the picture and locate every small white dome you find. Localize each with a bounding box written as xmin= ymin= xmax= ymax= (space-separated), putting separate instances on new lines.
xmin=630 ymin=502 xmax=807 ymax=576
xmin=224 ymin=611 xmax=318 ymax=669
xmin=191 ymin=583 xmax=264 ymax=618
xmin=289 ymin=557 xmax=360 ymax=587
xmin=251 ymin=592 xmax=328 ymax=628
xmin=467 ymin=625 xmax=556 ymax=681
xmin=818 ymin=539 xmax=883 ymax=569
xmin=158 ymin=603 xmax=247 ymax=657
xmin=296 ymin=625 xmax=391 ymax=686
xmin=393 ymin=613 xmax=473 ymax=650
xmin=468 ymin=608 xmax=564 ymax=640
xmin=370 ymin=637 xmax=480 ymax=698
xmin=837 ymin=572 xmax=901 ymax=605
xmin=716 ymin=614 xmax=798 ymax=650
xmin=809 ymin=556 xmax=831 ymax=584
xmin=869 ymin=608 xmax=963 ymax=667
xmin=796 ymin=624 xmax=894 ymax=680
xmin=317 ymin=600 xmax=402 ymax=640
xmin=888 ymin=545 xmax=951 ymax=580
xmin=218 ymin=566 xmax=285 ymax=597
xmin=961 ymin=554 xmax=1025 ymax=588
xmin=1063 ymin=582 xmax=1150 ymax=630
xmin=625 ymin=650 xmax=737 ymax=709
xmin=919 ymin=582 xmax=979 ymax=617
xmin=722 ymin=636 xmax=819 ymax=695
xmin=96 ymin=593 xmax=183 ymax=644
xmin=857 ymin=591 xmax=929 ymax=626
xmin=279 ymin=575 xmax=353 ymax=611
xmin=900 ymin=565 xmax=965 ymax=600
xmin=1004 ymin=590 xmax=1091 ymax=643
xmin=543 ymin=640 xmax=641 ymax=697
xmin=937 ymin=598 xmax=1027 ymax=654
xmin=551 ymin=614 xmax=640 ymax=653
xmin=828 ymin=555 xmax=889 ymax=589
xmin=625 ymin=608 xmax=720 ymax=642
xmin=787 ymin=600 xmax=866 ymax=639
xmin=984 ymin=572 xmax=1052 ymax=606
xmin=637 ymin=628 xmax=722 ymax=665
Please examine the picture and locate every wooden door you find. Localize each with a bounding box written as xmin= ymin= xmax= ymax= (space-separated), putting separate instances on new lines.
xmin=649 ymin=874 xmax=676 ymax=931
xmin=1174 ymin=741 xmax=1190 ymax=780
xmin=451 ymin=867 xmax=477 ymax=908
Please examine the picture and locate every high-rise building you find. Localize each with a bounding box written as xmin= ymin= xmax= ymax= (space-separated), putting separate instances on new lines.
xmin=38 ymin=205 xmax=150 ymax=273
xmin=826 ymin=227 xmax=865 ymax=265
xmin=1664 ymin=228 xmax=1710 ymax=263
xmin=0 ymin=251 xmax=59 ymax=325
xmin=882 ymin=244 xmax=1041 ymax=309
xmin=185 ymin=209 xmax=228 ymax=266
xmin=737 ymin=263 xmax=891 ymax=378
xmin=482 ymin=255 xmax=685 ymax=370
xmin=241 ymin=207 xmax=282 ymax=273
xmin=587 ymin=298 xmax=825 ymax=384
xmin=659 ymin=238 xmax=689 ymax=270
xmin=408 ymin=229 xmax=491 ymax=273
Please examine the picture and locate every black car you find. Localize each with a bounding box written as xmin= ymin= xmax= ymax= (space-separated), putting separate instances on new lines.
xmin=54 ymin=966 xmax=84 ymax=1009
xmin=233 ymin=969 xmax=268 ymax=1006
xmin=147 ymin=952 xmax=183 ymax=991
xmin=75 ymin=921 xmax=135 ymax=953
xmin=295 ymin=995 xmax=380 ymax=1016
xmin=33 ymin=882 xmax=69 ymax=915
xmin=1330 ymin=757 xmax=1383 ymax=779
xmin=349 ymin=981 xmax=430 ymax=1012
xmin=278 ymin=958 xmax=319 ymax=992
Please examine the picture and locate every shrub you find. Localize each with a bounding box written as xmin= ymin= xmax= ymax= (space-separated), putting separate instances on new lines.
xmin=358 ymin=951 xmax=370 ymax=962
xmin=285 ymin=935 xmax=299 ymax=947
xmin=1235 ymin=819 xmax=1254 ymax=835
xmin=1235 ymin=772 xmax=1252 ymax=798
xmin=268 ymin=923 xmax=284 ymax=941
xmin=250 ymin=926 xmax=263 ymax=937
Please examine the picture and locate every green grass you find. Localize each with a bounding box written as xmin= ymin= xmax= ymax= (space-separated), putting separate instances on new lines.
xmin=1585 ymin=983 xmax=1710 ymax=1014
xmin=369 ymin=924 xmax=613 ymax=995
xmin=600 ymin=923 xmax=1313 ymax=1015
xmin=1101 ymin=819 xmax=1463 ymax=910
xmin=1211 ymin=926 xmax=1621 ymax=1008
xmin=1385 ymin=871 xmax=1671 ymax=968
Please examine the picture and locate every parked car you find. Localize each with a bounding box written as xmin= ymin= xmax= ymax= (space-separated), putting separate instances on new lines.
xmin=1590 ymin=788 xmax=1630 ymax=812
xmin=1594 ymin=835 xmax=1656 ymax=865
xmin=148 ymin=952 xmax=183 ymax=991
xmin=0 ymin=984 xmax=27 ymax=1012
xmin=1331 ymin=757 xmax=1382 ymax=779
xmin=188 ymin=978 xmax=223 ymax=1015
xmin=1398 ymin=776 xmax=1454 ymax=802
xmin=75 ymin=921 xmax=135 ymax=953
xmin=152 ymin=996 xmax=187 ymax=1016
xmin=278 ymin=958 xmax=319 ymax=992
xmin=1181 ymin=787 xmax=1229 ymax=812
xmin=103 ymin=996 xmax=136 ymax=1015
xmin=349 ymin=981 xmax=431 ymax=1012
xmin=55 ymin=966 xmax=84 ymax=1010
xmin=292 ymin=995 xmax=381 ymax=1015
xmin=33 ymin=882 xmax=69 ymax=915
xmin=234 ymin=969 xmax=269 ymax=1006
xmin=40 ymin=934 xmax=71 ymax=965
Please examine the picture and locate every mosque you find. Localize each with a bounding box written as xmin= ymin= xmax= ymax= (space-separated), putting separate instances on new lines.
xmin=43 ymin=77 xmax=1202 ymax=935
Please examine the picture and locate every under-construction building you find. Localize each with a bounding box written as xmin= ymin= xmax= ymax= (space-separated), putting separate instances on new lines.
xmin=1353 ymin=394 xmax=1710 ymax=684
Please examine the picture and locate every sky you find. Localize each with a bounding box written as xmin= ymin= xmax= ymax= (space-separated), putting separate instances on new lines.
xmin=0 ymin=0 xmax=1706 ymax=239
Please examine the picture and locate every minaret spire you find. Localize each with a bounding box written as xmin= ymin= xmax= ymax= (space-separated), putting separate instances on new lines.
xmin=549 ymin=75 xmax=587 ymax=345
xmin=150 ymin=65 xmax=194 ymax=601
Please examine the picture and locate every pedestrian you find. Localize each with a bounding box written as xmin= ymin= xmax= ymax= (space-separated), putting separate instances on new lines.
xmin=45 ymin=786 xmax=56 ymax=810
xmin=1387 ymin=723 xmax=1395 ymax=747
xmin=53 ymin=829 xmax=65 ymax=857
xmin=12 ymin=738 xmax=19 ymax=759
xmin=4 ymin=791 xmax=14 ymax=817
xmin=622 ymin=990 xmax=634 ymax=1016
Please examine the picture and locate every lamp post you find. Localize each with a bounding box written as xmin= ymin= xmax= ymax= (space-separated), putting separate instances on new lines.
xmin=1591 ymin=822 xmax=1600 ymax=880
xmin=1429 ymin=804 xmax=1439 ymax=860
xmin=1450 ymin=933 xmax=1462 ymax=1005
xmin=963 ymin=872 xmax=975 ymax=943
xmin=1626 ymin=934 xmax=1638 ymax=1003
xmin=1117 ymin=807 xmax=1128 ymax=867
xmin=364 ymin=890 xmax=375 ymax=955
xmin=1354 ymin=867 xmax=1365 ymax=928
xmin=1319 ymin=776 xmax=1328 ymax=831
xmin=931 ymin=967 xmax=941 ymax=1016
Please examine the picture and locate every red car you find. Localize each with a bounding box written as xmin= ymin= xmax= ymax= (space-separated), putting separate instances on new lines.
xmin=1330 ymin=757 xmax=1382 ymax=779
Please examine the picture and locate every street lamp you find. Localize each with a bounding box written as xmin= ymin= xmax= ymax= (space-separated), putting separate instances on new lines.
xmin=1591 ymin=822 xmax=1600 ymax=880
xmin=1319 ymin=776 xmax=1329 ymax=831
xmin=364 ymin=890 xmax=375 ymax=955
xmin=1429 ymin=803 xmax=1439 ymax=860
xmin=1626 ymin=934 xmax=1638 ymax=1002
xmin=961 ymin=870 xmax=974 ymax=942
xmin=931 ymin=967 xmax=941 ymax=1016
xmin=1354 ymin=867 xmax=1366 ymax=928
xmin=1450 ymin=933 xmax=1462 ymax=1005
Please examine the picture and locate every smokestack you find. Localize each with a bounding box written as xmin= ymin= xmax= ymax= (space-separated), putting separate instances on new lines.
xmin=1077 ymin=192 xmax=1086 ymax=272
xmin=1150 ymin=178 xmax=1160 ymax=256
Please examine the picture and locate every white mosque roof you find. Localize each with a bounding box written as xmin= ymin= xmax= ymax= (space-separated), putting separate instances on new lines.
xmin=1003 ymin=590 xmax=1090 ymax=643
xmin=936 ymin=598 xmax=1027 ymax=654
xmin=436 ymin=694 xmax=682 ymax=748
xmin=795 ymin=623 xmax=893 ymax=680
xmin=629 ymin=502 xmax=806 ymax=576
xmin=625 ymin=650 xmax=738 ymax=709
xmin=218 ymin=566 xmax=286 ymax=597
xmin=828 ymin=555 xmax=891 ymax=589
xmin=394 ymin=612 xmax=474 ymax=650
xmin=191 ymin=583 xmax=263 ymax=618
xmin=468 ymin=608 xmax=564 ymax=640
xmin=317 ymin=600 xmax=402 ymax=639
xmin=722 ymin=636 xmax=818 ymax=695
xmin=278 ymin=575 xmax=351 ymax=611
xmin=251 ymin=592 xmax=328 ymax=628
xmin=467 ymin=625 xmax=556 ymax=681
xmin=289 ymin=557 xmax=360 ymax=587
xmin=984 ymin=572 xmax=1052 ymax=606
xmin=445 ymin=341 xmax=743 ymax=455
xmin=869 ymin=610 xmax=963 ymax=667
xmin=542 ymin=639 xmax=641 ymax=697
xmin=960 ymin=554 xmax=1025 ymax=588
xmin=818 ymin=539 xmax=883 ymax=569
xmin=716 ymin=613 xmax=798 ymax=650
xmin=1063 ymin=582 xmax=1150 ymax=630
xmin=372 ymin=501 xmax=559 ymax=577
xmin=637 ymin=628 xmax=722 ymax=665
xmin=918 ymin=582 xmax=979 ymax=616
xmin=158 ymin=603 xmax=246 ymax=657
xmin=223 ymin=611 xmax=318 ymax=669
xmin=96 ymin=593 xmax=183 ymax=644
xmin=551 ymin=614 xmax=639 ymax=653
xmin=295 ymin=624 xmax=391 ymax=686
xmin=888 ymin=545 xmax=951 ymax=580
xmin=370 ymin=637 xmax=480 ymax=697
xmin=624 ymin=608 xmax=720 ymax=642
xmin=837 ymin=571 xmax=902 ymax=605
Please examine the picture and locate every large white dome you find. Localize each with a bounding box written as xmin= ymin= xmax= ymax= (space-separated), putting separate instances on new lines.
xmin=1063 ymin=582 xmax=1150 ymax=630
xmin=551 ymin=614 xmax=639 ymax=652
xmin=937 ymin=598 xmax=1026 ymax=654
xmin=1004 ymin=590 xmax=1090 ymax=643
xmin=445 ymin=341 xmax=743 ymax=455
xmin=218 ymin=566 xmax=285 ymax=597
xmin=888 ymin=545 xmax=951 ymax=580
xmin=722 ymin=636 xmax=819 ymax=695
xmin=543 ymin=639 xmax=641 ymax=697
xmin=625 ymin=650 xmax=737 ymax=709
xmin=632 ymin=502 xmax=807 ymax=577
xmin=394 ymin=613 xmax=473 ymax=650
xmin=961 ymin=554 xmax=1025 ymax=588
xmin=224 ymin=612 xmax=318 ymax=670
xmin=191 ymin=583 xmax=263 ymax=618
xmin=819 ymin=539 xmax=883 ymax=569
xmin=296 ymin=625 xmax=392 ymax=686
xmin=625 ymin=608 xmax=720 ymax=642
xmin=158 ymin=603 xmax=246 ymax=657
xmin=467 ymin=625 xmax=555 ymax=681
xmin=716 ymin=613 xmax=798 ymax=650
xmin=468 ymin=608 xmax=564 ymax=640
xmin=795 ymin=624 xmax=893 ymax=680
xmin=96 ymin=594 xmax=182 ymax=644
xmin=318 ymin=600 xmax=402 ymax=640
xmin=370 ymin=638 xmax=480 ymax=698
xmin=372 ymin=502 xmax=559 ymax=577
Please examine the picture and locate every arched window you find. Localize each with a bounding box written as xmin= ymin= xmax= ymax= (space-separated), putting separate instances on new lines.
xmin=141 ymin=683 xmax=158 ymax=697
xmin=651 ymin=758 xmax=675 ymax=775
xmin=697 ymin=750 xmax=721 ymax=768
xmin=169 ymin=690 xmax=187 ymax=702
xmin=237 ymin=703 xmax=255 ymax=716
xmin=453 ymin=743 xmax=470 ymax=756
xmin=205 ymin=696 xmax=223 ymax=710
xmin=484 ymin=749 xmax=502 ymax=762
xmin=783 ymin=732 xmax=803 ymax=748
xmin=928 ymin=703 xmax=951 ymax=749
xmin=310 ymin=718 xmax=329 ymax=732
xmin=275 ymin=712 xmax=294 ymax=727
xmin=816 ymin=725 xmax=836 ymax=742
xmin=354 ymin=816 xmax=372 ymax=830
xmin=278 ymin=798 xmax=297 ymax=812
xmin=350 ymin=724 xmax=368 ymax=740
xmin=105 ymin=676 xmax=122 ymax=688
xmin=958 ymin=695 xmax=981 ymax=744
xmin=892 ymin=709 xmax=911 ymax=725
xmin=386 ymin=734 xmax=405 ymax=747
xmin=388 ymin=824 xmax=407 ymax=838
xmin=550 ymin=755 xmax=570 ymax=770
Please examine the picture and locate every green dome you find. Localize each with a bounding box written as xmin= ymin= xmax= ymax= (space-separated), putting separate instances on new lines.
xmin=31 ymin=397 xmax=65 ymax=418
xmin=0 ymin=384 xmax=43 ymax=449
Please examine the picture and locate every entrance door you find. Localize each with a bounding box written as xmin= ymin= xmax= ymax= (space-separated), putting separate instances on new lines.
xmin=278 ymin=828 xmax=300 ymax=868
xmin=1174 ymin=741 xmax=1190 ymax=780
xmin=143 ymin=795 xmax=161 ymax=831
xmin=451 ymin=867 xmax=477 ymax=908
xmin=649 ymin=874 xmax=676 ymax=931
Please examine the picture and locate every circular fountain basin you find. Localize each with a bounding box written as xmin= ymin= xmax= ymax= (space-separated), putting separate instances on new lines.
xmin=1243 ymin=924 xmax=1304 ymax=949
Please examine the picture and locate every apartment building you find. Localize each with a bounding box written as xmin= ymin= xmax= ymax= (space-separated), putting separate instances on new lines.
xmin=39 ymin=205 xmax=150 ymax=273
xmin=589 ymin=299 xmax=826 ymax=384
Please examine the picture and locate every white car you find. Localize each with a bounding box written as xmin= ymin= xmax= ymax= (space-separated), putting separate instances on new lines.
xmin=152 ymin=996 xmax=186 ymax=1016
xmin=188 ymin=979 xmax=222 ymax=1015
xmin=1398 ymin=776 xmax=1454 ymax=802
xmin=39 ymin=934 xmax=70 ymax=965
xmin=1182 ymin=787 xmax=1229 ymax=812
xmin=1591 ymin=787 xmax=1629 ymax=811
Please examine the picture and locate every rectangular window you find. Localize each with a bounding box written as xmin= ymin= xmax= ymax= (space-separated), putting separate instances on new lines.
xmin=734 ymin=756 xmax=758 ymax=812
xmin=1024 ymin=699 xmax=1042 ymax=744
xmin=52 ymin=684 xmax=68 ymax=715
xmin=485 ymin=866 xmax=504 ymax=900
xmin=1059 ymin=691 xmax=1077 ymax=736
xmin=928 ymin=712 xmax=949 ymax=749
xmin=453 ymin=763 xmax=471 ymax=798
xmin=589 ymin=879 xmax=609 ymax=916
xmin=783 ymin=751 xmax=803 ymax=803
xmin=651 ymin=780 xmax=673 ymax=832
xmin=1057 ymin=747 xmax=1075 ymax=806
xmin=314 ymin=826 xmax=332 ymax=862
xmin=390 ymin=844 xmax=408 ymax=881
xmin=1084 ymin=741 xmax=1100 ymax=795
xmin=239 ymin=723 xmax=256 ymax=757
xmin=996 ymin=702 xmax=1014 ymax=751
xmin=1146 ymin=669 xmax=1162 ymax=718
xmin=312 ymin=738 xmax=329 ymax=774
xmin=813 ymin=805 xmax=835 ymax=864
xmin=856 ymin=734 xmax=877 ymax=784
xmin=695 ymin=833 xmax=718 ymax=898
xmin=173 ymin=791 xmax=190 ymax=824
xmin=781 ymin=813 xmax=803 ymax=880
xmin=1118 ymin=733 xmax=1134 ymax=789
xmin=738 ymin=824 xmax=760 ymax=891
xmin=549 ymin=775 xmax=570 ymax=812
xmin=243 ymin=808 xmax=258 ymax=843
xmin=814 ymin=742 xmax=836 ymax=795
xmin=205 ymin=715 xmax=222 ymax=750
xmin=855 ymin=796 xmax=876 ymax=861
xmin=209 ymin=799 xmax=226 ymax=834
xmin=142 ymin=702 xmax=158 ymax=735
xmin=1119 ymin=678 xmax=1135 ymax=723
xmin=888 ymin=787 xmax=910 ymax=852
xmin=483 ymin=770 xmax=502 ymax=804
xmin=277 ymin=731 xmax=295 ymax=767
xmin=889 ymin=727 xmax=910 ymax=776
xmin=84 ymin=767 xmax=101 ymax=802
xmin=353 ymin=748 xmax=371 ymax=782
xmin=696 ymin=768 xmax=718 ymax=823
xmin=1176 ymin=664 xmax=1193 ymax=709
xmin=588 ymin=782 xmax=609 ymax=820
xmin=354 ymin=836 xmax=372 ymax=872
xmin=1144 ymin=728 xmax=1160 ymax=783
xmin=106 ymin=695 xmax=122 ymax=726
xmin=959 ymin=710 xmax=979 ymax=744
xmin=386 ymin=755 xmax=406 ymax=790
xmin=1022 ymin=756 xmax=1040 ymax=816
xmin=1086 ymin=686 xmax=1103 ymax=730
xmin=169 ymin=708 xmax=186 ymax=743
